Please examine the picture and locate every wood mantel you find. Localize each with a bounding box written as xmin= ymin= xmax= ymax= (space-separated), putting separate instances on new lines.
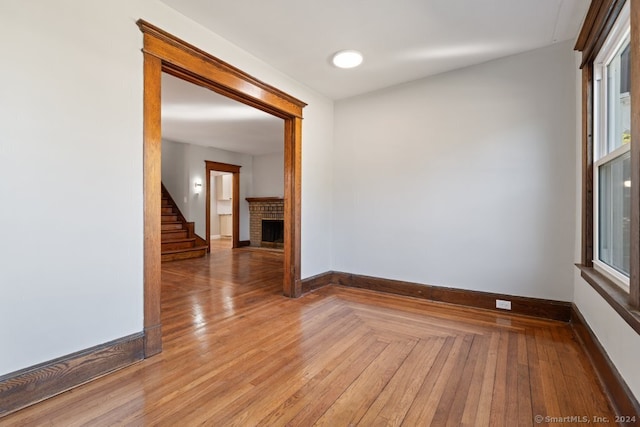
xmin=246 ymin=197 xmax=284 ymax=203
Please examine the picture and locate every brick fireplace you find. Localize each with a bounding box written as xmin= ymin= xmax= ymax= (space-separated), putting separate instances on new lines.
xmin=246 ymin=197 xmax=284 ymax=248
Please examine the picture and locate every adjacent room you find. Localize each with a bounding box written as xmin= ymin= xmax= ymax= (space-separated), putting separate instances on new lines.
xmin=1 ymin=0 xmax=639 ymax=424
xmin=159 ymin=72 xmax=286 ymax=259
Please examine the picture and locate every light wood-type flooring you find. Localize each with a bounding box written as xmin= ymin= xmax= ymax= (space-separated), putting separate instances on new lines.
xmin=2 ymin=247 xmax=616 ymax=426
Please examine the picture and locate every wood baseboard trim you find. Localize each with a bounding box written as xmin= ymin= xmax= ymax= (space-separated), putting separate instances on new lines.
xmin=301 ymin=271 xmax=334 ymax=293
xmin=144 ymin=324 xmax=162 ymax=357
xmin=0 ymin=332 xmax=144 ymax=418
xmin=238 ymin=240 xmax=250 ymax=247
xmin=570 ymin=304 xmax=640 ymax=417
xmin=331 ymin=271 xmax=572 ymax=321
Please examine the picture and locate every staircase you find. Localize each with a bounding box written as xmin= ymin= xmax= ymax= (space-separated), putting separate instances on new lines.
xmin=161 ymin=184 xmax=208 ymax=262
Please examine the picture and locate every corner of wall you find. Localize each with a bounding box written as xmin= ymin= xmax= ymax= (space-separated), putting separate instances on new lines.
xmin=573 ymin=275 xmax=640 ymax=402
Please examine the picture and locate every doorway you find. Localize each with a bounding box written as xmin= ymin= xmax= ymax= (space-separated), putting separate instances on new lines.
xmin=209 ymin=172 xmax=233 ymax=249
xmin=139 ymin=20 xmax=305 ymax=357
xmin=205 ymin=161 xmax=241 ymax=251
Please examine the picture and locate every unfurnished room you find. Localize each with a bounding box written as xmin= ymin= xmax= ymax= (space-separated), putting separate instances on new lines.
xmin=1 ymin=0 xmax=639 ymax=425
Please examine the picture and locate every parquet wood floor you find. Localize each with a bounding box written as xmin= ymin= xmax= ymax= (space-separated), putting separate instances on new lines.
xmin=2 ymin=248 xmax=616 ymax=426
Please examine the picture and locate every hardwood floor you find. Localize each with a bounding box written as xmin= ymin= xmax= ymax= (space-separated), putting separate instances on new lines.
xmin=209 ymin=237 xmax=232 ymax=250
xmin=2 ymin=249 xmax=617 ymax=426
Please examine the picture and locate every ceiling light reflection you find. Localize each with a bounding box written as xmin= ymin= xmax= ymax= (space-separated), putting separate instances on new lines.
xmin=400 ymin=42 xmax=515 ymax=61
xmin=162 ymin=104 xmax=272 ymax=122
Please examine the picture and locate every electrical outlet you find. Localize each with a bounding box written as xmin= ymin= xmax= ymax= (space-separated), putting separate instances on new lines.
xmin=496 ymin=299 xmax=512 ymax=310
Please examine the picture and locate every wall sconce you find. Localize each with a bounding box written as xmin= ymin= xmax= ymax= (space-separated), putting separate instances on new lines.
xmin=194 ymin=178 xmax=203 ymax=194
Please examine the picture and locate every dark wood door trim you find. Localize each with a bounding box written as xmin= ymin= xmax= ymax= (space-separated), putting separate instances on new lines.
xmin=139 ymin=20 xmax=305 ymax=357
xmin=142 ymin=51 xmax=163 ymax=357
xmin=284 ymin=117 xmax=303 ymax=297
xmin=205 ymin=161 xmax=241 ymax=251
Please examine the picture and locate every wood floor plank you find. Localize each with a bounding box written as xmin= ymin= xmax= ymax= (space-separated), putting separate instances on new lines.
xmin=198 ymin=319 xmax=370 ymax=426
xmin=313 ymin=338 xmax=418 ymax=426
xmin=488 ymin=330 xmax=510 ymax=426
xmin=401 ymin=335 xmax=468 ymax=426
xmin=256 ymin=333 xmax=386 ymax=426
xmin=358 ymin=337 xmax=446 ymax=426
xmin=544 ymin=328 xmax=575 ymax=416
xmin=465 ymin=331 xmax=499 ymax=427
xmin=536 ymin=328 xmax=563 ymax=420
xmin=445 ymin=335 xmax=487 ymax=427
xmin=517 ymin=333 xmax=533 ymax=426
xmin=525 ymin=329 xmax=547 ymax=423
xmin=0 ymin=248 xmax=617 ymax=426
xmin=505 ymin=332 xmax=520 ymax=424
xmin=146 ymin=308 xmax=363 ymax=424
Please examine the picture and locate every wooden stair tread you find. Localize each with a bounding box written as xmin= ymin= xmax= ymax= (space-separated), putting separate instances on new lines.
xmin=161 ymin=183 xmax=207 ymax=262
xmin=161 ymin=237 xmax=196 ymax=243
xmin=162 ymin=229 xmax=187 ymax=234
xmin=161 ymin=245 xmax=208 ymax=255
xmin=161 ymin=230 xmax=188 ymax=240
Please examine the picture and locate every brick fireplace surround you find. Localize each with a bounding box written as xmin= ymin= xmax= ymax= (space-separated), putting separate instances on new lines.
xmin=246 ymin=197 xmax=284 ymax=248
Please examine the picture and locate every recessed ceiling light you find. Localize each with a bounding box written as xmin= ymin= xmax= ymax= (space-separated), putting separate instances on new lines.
xmin=332 ymin=50 xmax=363 ymax=69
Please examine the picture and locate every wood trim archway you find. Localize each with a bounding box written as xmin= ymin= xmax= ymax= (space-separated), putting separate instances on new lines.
xmin=205 ymin=161 xmax=241 ymax=250
xmin=138 ymin=20 xmax=305 ymax=357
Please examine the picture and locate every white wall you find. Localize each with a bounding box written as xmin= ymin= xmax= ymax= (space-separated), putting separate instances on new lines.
xmin=162 ymin=139 xmax=253 ymax=240
xmin=302 ymin=100 xmax=335 ymax=275
xmin=333 ymin=41 xmax=577 ymax=301
xmin=0 ymin=0 xmax=333 ymax=376
xmin=252 ymin=153 xmax=284 ymax=197
xmin=210 ymin=174 xmax=220 ymax=236
xmin=162 ymin=136 xmax=188 ymax=213
xmin=574 ymin=276 xmax=640 ymax=400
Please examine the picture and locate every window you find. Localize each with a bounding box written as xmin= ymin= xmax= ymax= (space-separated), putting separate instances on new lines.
xmin=576 ymin=0 xmax=639 ymax=327
xmin=592 ymin=3 xmax=631 ymax=291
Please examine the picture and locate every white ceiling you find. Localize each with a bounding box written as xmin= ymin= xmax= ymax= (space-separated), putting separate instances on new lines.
xmin=160 ymin=0 xmax=590 ymax=155
xmin=161 ymin=73 xmax=284 ymax=155
xmin=159 ymin=0 xmax=589 ymax=100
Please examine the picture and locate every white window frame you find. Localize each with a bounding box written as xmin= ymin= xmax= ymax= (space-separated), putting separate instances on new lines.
xmin=592 ymin=1 xmax=631 ymax=292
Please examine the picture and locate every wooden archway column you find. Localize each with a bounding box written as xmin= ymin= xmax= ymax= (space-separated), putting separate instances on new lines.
xmin=138 ymin=20 xmax=305 ymax=357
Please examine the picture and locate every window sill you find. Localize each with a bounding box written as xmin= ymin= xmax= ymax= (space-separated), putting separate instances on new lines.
xmin=576 ymin=264 xmax=640 ymax=335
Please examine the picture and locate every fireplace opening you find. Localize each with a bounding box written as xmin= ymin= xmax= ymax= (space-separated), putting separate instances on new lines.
xmin=262 ymin=219 xmax=284 ymax=248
